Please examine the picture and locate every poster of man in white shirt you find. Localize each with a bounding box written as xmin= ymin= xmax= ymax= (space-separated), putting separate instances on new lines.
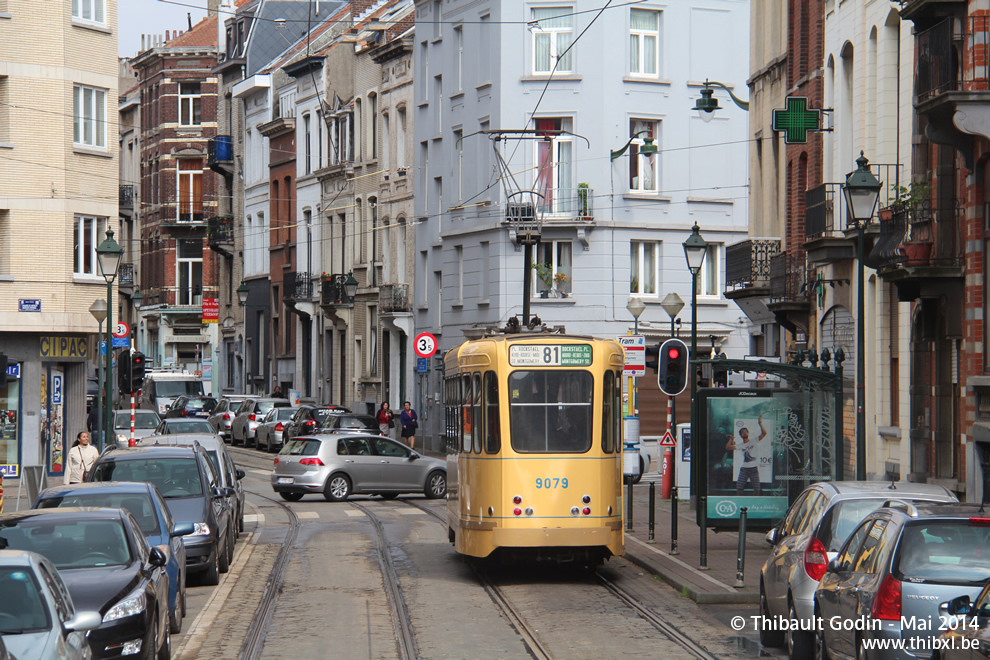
xmin=724 ymin=414 xmax=771 ymax=495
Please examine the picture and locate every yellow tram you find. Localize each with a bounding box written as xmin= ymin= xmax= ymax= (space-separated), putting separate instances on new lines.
xmin=443 ymin=333 xmax=625 ymax=563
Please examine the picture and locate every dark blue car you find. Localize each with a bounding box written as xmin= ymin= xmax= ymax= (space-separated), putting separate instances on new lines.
xmin=33 ymin=482 xmax=193 ymax=635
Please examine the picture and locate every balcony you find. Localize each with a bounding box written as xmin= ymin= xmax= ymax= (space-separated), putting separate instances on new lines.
xmin=379 ymin=283 xmax=410 ymax=314
xmin=208 ymin=135 xmax=234 ymax=176
xmin=899 ymin=0 xmax=967 ymax=29
xmin=767 ymin=252 xmax=810 ymax=334
xmin=119 ymin=185 xmax=134 ymax=211
xmin=117 ymin=263 xmax=135 ymax=291
xmin=724 ymin=238 xmax=780 ymax=299
xmin=877 ymin=201 xmax=964 ymax=301
xmin=282 ymin=271 xmax=314 ymax=302
xmin=535 ymin=187 xmax=595 ymax=221
xmin=320 ymin=274 xmax=355 ymax=309
xmin=208 ymin=215 xmax=234 ymax=256
xmin=161 ymin=202 xmax=206 ymax=227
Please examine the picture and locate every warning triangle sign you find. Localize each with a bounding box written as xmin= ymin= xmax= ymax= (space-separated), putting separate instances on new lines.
xmin=659 ymin=431 xmax=676 ymax=446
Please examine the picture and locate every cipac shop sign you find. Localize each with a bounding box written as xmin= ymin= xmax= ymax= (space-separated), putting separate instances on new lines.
xmin=40 ymin=336 xmax=89 ymax=359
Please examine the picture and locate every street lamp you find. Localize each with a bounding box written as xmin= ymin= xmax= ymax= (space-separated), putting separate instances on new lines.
xmin=626 ymin=297 xmax=646 ymax=334
xmin=88 ymin=299 xmax=107 ymax=451
xmin=96 ymin=228 xmax=123 ymax=453
xmin=693 ymin=79 xmax=750 ymax=122
xmin=610 ymin=130 xmax=659 ymax=162
xmin=842 ymin=152 xmax=882 ymax=482
xmin=660 ymin=292 xmax=684 ymax=338
xmin=344 ymin=272 xmax=359 ymax=301
xmin=237 ymin=281 xmax=250 ymax=306
xmin=683 ymin=223 xmax=708 ymax=569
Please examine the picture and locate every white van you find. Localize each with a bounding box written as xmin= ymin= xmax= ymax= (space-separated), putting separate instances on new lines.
xmin=139 ymin=372 xmax=205 ymax=415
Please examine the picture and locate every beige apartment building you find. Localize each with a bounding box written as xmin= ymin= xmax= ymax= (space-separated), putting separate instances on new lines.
xmin=0 ymin=0 xmax=120 ymax=481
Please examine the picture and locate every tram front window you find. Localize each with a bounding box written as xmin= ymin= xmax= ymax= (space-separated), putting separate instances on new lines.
xmin=509 ymin=371 xmax=593 ymax=453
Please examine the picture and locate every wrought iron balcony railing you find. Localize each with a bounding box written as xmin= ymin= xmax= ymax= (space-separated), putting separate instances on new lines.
xmin=117 ymin=262 xmax=135 ymax=287
xmin=805 ymin=164 xmax=902 ymax=240
xmin=379 ymin=283 xmax=410 ymax=313
xmin=208 ymin=135 xmax=234 ymax=165
xmin=534 ymin=186 xmax=595 ymax=219
xmin=769 ymin=252 xmax=807 ymax=304
xmin=916 ymin=16 xmax=990 ymax=104
xmin=282 ymin=271 xmax=314 ymax=301
xmin=725 ymin=238 xmax=781 ymax=293
xmin=119 ymin=185 xmax=134 ymax=210
xmin=321 ymin=274 xmax=354 ymax=307
xmin=208 ymin=215 xmax=233 ymax=244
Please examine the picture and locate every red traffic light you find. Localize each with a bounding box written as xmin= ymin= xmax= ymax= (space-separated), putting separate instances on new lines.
xmin=668 ymin=348 xmax=679 ymax=359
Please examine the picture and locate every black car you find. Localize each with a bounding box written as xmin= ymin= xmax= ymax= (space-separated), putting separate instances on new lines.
xmin=0 ymin=508 xmax=171 ymax=660
xmin=283 ymin=405 xmax=350 ymax=443
xmin=316 ymin=413 xmax=384 ymax=436
xmin=163 ymin=396 xmax=218 ymax=420
xmin=88 ymin=445 xmax=234 ymax=587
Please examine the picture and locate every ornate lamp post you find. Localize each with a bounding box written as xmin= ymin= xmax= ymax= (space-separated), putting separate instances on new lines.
xmin=683 ymin=224 xmax=708 ymax=568
xmin=344 ymin=272 xmax=359 ymax=302
xmin=693 ymin=79 xmax=750 ymax=122
xmin=88 ymin=298 xmax=107 ymax=450
xmin=96 ymin=229 xmax=123 ymax=452
xmin=842 ymin=152 xmax=881 ymax=481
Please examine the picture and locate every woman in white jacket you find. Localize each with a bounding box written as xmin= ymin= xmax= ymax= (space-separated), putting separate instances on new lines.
xmin=64 ymin=431 xmax=99 ymax=485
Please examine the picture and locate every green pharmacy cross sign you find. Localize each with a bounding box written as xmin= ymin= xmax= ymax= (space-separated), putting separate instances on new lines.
xmin=773 ymin=96 xmax=822 ymax=144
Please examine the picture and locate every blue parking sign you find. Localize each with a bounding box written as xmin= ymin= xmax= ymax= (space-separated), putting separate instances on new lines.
xmin=416 ymin=357 xmax=428 ymax=374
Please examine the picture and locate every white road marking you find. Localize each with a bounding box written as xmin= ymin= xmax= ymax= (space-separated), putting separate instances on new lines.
xmin=344 ymin=509 xmax=365 ymax=517
xmin=295 ymin=511 xmax=320 ymax=519
xmin=249 ymin=469 xmax=270 ymax=476
xmin=243 ymin=513 xmax=265 ymax=523
xmin=395 ymin=508 xmax=426 ymax=515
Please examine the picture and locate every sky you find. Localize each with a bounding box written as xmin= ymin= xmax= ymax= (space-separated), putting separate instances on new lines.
xmin=118 ymin=0 xmax=209 ymax=58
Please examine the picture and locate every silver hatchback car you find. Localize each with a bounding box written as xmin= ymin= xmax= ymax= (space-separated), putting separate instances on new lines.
xmin=760 ymin=481 xmax=957 ymax=658
xmin=271 ymin=434 xmax=447 ymax=502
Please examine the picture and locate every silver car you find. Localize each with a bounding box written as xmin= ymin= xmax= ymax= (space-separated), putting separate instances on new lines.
xmin=0 ymin=549 xmax=102 ymax=660
xmin=271 ymin=434 xmax=447 ymax=502
xmin=111 ymin=410 xmax=161 ymax=448
xmin=760 ymin=481 xmax=957 ymax=657
xmin=256 ymin=407 xmax=299 ymax=453
xmin=231 ymin=398 xmax=292 ymax=447
xmin=816 ymin=502 xmax=990 ymax=660
xmin=207 ymin=397 xmax=249 ymax=442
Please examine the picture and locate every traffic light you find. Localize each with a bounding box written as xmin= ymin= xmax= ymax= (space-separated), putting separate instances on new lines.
xmin=131 ymin=351 xmax=147 ymax=386
xmin=713 ymin=352 xmax=728 ymax=387
xmin=118 ymin=350 xmax=132 ymax=395
xmin=645 ymin=342 xmax=661 ymax=373
xmin=0 ymin=352 xmax=13 ymax=384
xmin=658 ymin=338 xmax=689 ymax=396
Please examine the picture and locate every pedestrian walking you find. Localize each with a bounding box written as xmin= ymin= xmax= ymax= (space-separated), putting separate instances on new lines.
xmin=65 ymin=431 xmax=99 ymax=485
xmin=399 ymin=401 xmax=418 ymax=450
xmin=376 ymin=402 xmax=394 ymax=437
xmin=272 ymin=385 xmax=284 ymax=398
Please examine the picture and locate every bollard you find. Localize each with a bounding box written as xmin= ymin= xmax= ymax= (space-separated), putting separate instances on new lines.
xmin=670 ymin=485 xmax=678 ymax=555
xmin=647 ymin=481 xmax=656 ymax=543
xmin=734 ymin=507 xmax=748 ymax=588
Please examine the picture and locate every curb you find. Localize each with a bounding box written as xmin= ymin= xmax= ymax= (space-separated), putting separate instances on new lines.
xmin=623 ymin=545 xmax=760 ymax=605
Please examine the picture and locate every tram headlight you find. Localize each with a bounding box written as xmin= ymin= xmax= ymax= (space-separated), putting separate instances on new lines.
xmin=582 ymin=495 xmax=591 ymax=504
xmin=570 ymin=507 xmax=580 ymax=517
xmin=513 ymin=508 xmax=522 ymax=516
xmin=524 ymin=507 xmax=534 ymax=516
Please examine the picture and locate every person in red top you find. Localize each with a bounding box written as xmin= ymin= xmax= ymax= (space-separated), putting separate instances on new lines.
xmin=376 ymin=402 xmax=394 ymax=437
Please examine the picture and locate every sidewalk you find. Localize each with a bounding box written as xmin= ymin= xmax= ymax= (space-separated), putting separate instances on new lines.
xmin=0 ymin=476 xmax=38 ymax=513
xmin=622 ymin=474 xmax=768 ymax=604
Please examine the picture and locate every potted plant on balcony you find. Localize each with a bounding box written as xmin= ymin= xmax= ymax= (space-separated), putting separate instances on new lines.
xmin=321 ymin=272 xmax=333 ymax=281
xmin=892 ymin=181 xmax=933 ymax=266
xmin=577 ymin=183 xmax=591 ymax=221
xmin=533 ymin=262 xmax=554 ymax=298
xmin=553 ymin=272 xmax=569 ymax=298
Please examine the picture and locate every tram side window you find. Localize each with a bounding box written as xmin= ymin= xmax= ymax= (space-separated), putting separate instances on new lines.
xmin=509 ymin=370 xmax=593 ymax=453
xmin=484 ymin=371 xmax=500 ymax=453
xmin=462 ymin=374 xmax=472 ymax=453
xmin=602 ymin=370 xmax=615 ymax=453
xmin=613 ymin=371 xmax=622 ymax=451
xmin=472 ymin=373 xmax=483 ymax=454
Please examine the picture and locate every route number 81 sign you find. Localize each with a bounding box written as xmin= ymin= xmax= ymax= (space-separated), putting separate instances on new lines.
xmin=414 ymin=332 xmax=438 ymax=358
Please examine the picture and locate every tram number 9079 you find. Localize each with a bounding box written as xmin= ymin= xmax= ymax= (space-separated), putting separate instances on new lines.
xmin=536 ymin=478 xmax=568 ymax=489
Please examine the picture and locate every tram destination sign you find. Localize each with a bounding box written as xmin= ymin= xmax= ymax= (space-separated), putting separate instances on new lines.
xmin=509 ymin=344 xmax=592 ymax=367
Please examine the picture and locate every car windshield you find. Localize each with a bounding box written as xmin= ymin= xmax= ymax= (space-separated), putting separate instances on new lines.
xmin=275 ymin=409 xmax=296 ymax=421
xmin=894 ymin=521 xmax=990 ymax=584
xmin=184 ymin=398 xmax=217 ymax=412
xmin=313 ymin=409 xmax=339 ymax=423
xmin=282 ymin=439 xmax=321 ymax=456
xmin=156 ymin=381 xmax=205 ymax=397
xmin=164 ymin=420 xmax=214 ymax=434
xmin=0 ymin=519 xmax=131 ymax=569
xmin=819 ymin=500 xmax=889 ymax=551
xmin=258 ymin=401 xmax=288 ymax=414
xmin=0 ymin=567 xmax=51 ymax=634
xmin=324 ymin=415 xmax=376 ymax=430
xmin=37 ymin=493 xmax=159 ymax=535
xmin=91 ymin=457 xmax=204 ymax=498
xmin=508 ymin=370 xmax=593 ymax=453
xmin=115 ymin=412 xmax=160 ymax=430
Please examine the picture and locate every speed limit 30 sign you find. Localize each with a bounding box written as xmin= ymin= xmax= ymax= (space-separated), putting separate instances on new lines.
xmin=414 ymin=332 xmax=438 ymax=358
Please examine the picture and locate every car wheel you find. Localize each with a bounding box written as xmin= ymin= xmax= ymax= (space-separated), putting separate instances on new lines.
xmin=787 ymin=598 xmax=813 ymax=659
xmin=227 ymin=524 xmax=236 ymax=563
xmin=379 ymin=493 xmax=399 ymax=500
xmin=856 ymin=636 xmax=867 ymax=660
xmin=169 ymin=600 xmax=181 ymax=634
xmin=279 ymin=492 xmax=304 ymax=502
xmin=324 ymin=474 xmax=351 ymax=502
xmin=217 ymin=536 xmax=230 ymax=574
xmin=181 ymin=582 xmax=186 ymax=617
xmin=425 ymin=471 xmax=447 ymax=499
xmin=814 ymin=605 xmax=829 ymax=660
xmin=760 ymin=583 xmax=785 ymax=647
xmin=202 ymin=547 xmax=220 ymax=586
xmin=158 ymin=611 xmax=172 ymax=660
xmin=238 ymin=508 xmax=244 ymax=534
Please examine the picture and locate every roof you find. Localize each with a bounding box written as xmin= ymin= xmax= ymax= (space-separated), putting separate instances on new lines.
xmin=165 ymin=14 xmax=219 ymax=48
xmin=820 ymin=481 xmax=955 ymax=498
xmin=102 ymin=446 xmax=201 ymax=458
xmin=38 ymin=482 xmax=154 ymax=496
xmin=246 ymin=1 xmax=344 ymax=77
xmin=903 ymin=502 xmax=990 ymax=518
xmin=0 ymin=507 xmax=128 ymax=522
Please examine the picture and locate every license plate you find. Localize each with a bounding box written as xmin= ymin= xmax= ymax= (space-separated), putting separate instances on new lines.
xmin=277 ymin=477 xmax=293 ymax=484
xmin=195 ymin=412 xmax=209 ymax=417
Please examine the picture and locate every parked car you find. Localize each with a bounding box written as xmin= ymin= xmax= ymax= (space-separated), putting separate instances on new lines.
xmin=935 ymin=574 xmax=990 ymax=660
xmin=816 ymin=502 xmax=990 ymax=660
xmin=0 ymin=508 xmax=171 ymax=659
xmin=111 ymin=410 xmax=161 ymax=448
xmin=316 ymin=413 xmax=383 ymax=436
xmin=144 ymin=434 xmax=246 ymax=535
xmin=282 ymin=405 xmax=350 ymax=443
xmin=256 ymin=407 xmax=299 ymax=453
xmin=230 ymin=398 xmax=292 ymax=447
xmin=760 ymin=481 xmax=958 ymax=657
xmin=163 ymin=396 xmax=218 ymax=420
xmin=151 ymin=417 xmax=218 ymax=437
xmin=0 ymin=549 xmax=102 ymax=660
xmin=32 ymin=481 xmax=194 ymax=634
xmin=88 ymin=445 xmax=234 ymax=586
xmin=272 ymin=434 xmax=447 ymax=502
xmin=207 ymin=397 xmax=249 ymax=442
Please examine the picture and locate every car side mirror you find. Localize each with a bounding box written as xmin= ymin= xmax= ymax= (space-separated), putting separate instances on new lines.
xmin=765 ymin=528 xmax=779 ymax=546
xmin=940 ymin=595 xmax=973 ymax=617
xmin=64 ymin=610 xmax=103 ymax=632
xmin=212 ymin=487 xmax=226 ymax=499
xmin=148 ymin=546 xmax=167 ymax=568
xmin=172 ymin=521 xmax=195 ymax=537
xmin=825 ymin=558 xmax=840 ymax=574
xmin=409 ymin=453 xmax=419 ymax=461
xmin=236 ymin=469 xmax=246 ymax=480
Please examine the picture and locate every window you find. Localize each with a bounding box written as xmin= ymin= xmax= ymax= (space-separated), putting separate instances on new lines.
xmin=433 ymin=0 xmax=442 ymax=39
xmin=434 ymin=76 xmax=443 ymax=134
xmin=602 ymin=370 xmax=616 ymax=453
xmin=73 ymin=84 xmax=106 ymax=147
xmin=480 ymin=14 xmax=491 ymax=81
xmin=73 ymin=216 xmax=107 ymax=275
xmin=330 ymin=112 xmax=352 ymax=164
xmin=176 ymin=160 xmax=203 ymax=223
xmin=509 ymin=370 xmax=592 ymax=453
xmin=72 ymin=0 xmax=105 ymax=23
xmin=484 ymin=371 xmax=500 ymax=453
xmin=303 ymin=114 xmax=311 ymax=174
xmin=178 ymin=83 xmax=202 ymax=126
xmin=369 ymin=305 xmax=378 ymax=376
xmin=531 ymin=6 xmax=574 ymax=74
xmin=455 ymin=27 xmax=464 ymax=91
xmin=472 ymin=374 xmax=483 ymax=454
xmin=835 ymin=520 xmax=871 ymax=572
xmin=396 ymin=108 xmax=407 ymax=169
xmin=455 ymin=245 xmax=464 ymax=303
xmin=381 ymin=113 xmax=390 ymax=171
xmin=696 ymin=244 xmax=721 ymax=296
xmin=462 ymin=374 xmax=472 ymax=453
xmin=630 ymin=240 xmax=659 ymax=296
xmin=852 ymin=520 xmax=888 ymax=574
xmin=534 ymin=118 xmax=573 ymax=214
xmin=628 ymin=119 xmax=659 ymax=192
xmin=454 ymin=129 xmax=463 ymax=200
xmin=176 ymin=239 xmax=203 ymax=306
xmin=369 ymin=93 xmax=378 ymax=159
xmin=629 ymin=8 xmax=660 ymax=76
xmin=534 ymin=240 xmax=572 ymax=295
